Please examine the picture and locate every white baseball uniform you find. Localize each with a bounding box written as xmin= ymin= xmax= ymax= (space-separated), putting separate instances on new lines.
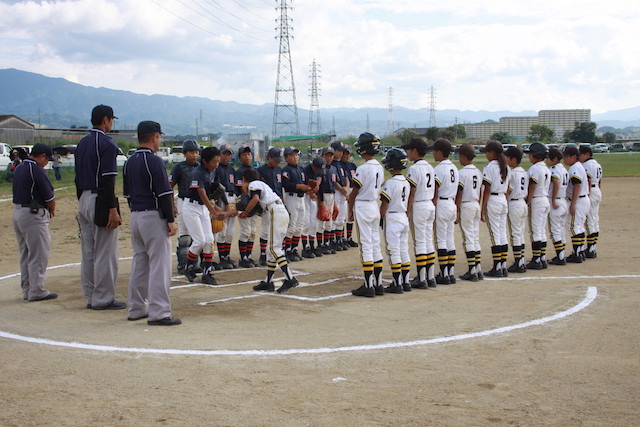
xmin=458 ymin=164 xmax=482 ymax=253
xmin=434 ymin=159 xmax=459 ymax=279
xmin=482 ymin=160 xmax=510 ymax=247
xmin=548 ymin=162 xmax=569 ymax=259
xmin=508 ymin=166 xmax=528 ymax=247
xmin=381 ymin=174 xmax=411 ymax=278
xmin=583 ymin=158 xmax=602 ymax=241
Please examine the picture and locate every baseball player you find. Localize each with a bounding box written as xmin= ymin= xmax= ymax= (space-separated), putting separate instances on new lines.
xmin=301 ymin=157 xmax=325 ymax=258
xmin=124 ymin=121 xmax=181 ymax=326
xmin=215 ymin=144 xmax=238 ymax=269
xmin=433 ymin=138 xmax=459 ymax=285
xmin=579 ymin=145 xmax=603 ymax=258
xmin=545 ymin=148 xmax=569 ymax=265
xmin=525 ymin=142 xmax=551 ymax=270
xmin=235 ymin=145 xmax=258 ymax=268
xmin=75 ymin=104 xmax=125 ymax=310
xmin=182 ymin=147 xmax=227 ymax=284
xmin=12 ymin=143 xmax=57 ymax=301
xmin=481 ymin=140 xmax=511 ymax=277
xmin=340 ymin=145 xmax=359 ymax=248
xmin=563 ymin=146 xmax=590 ymax=263
xmin=318 ymin=146 xmax=339 ymax=254
xmin=330 ymin=141 xmax=351 ymax=251
xmin=281 ymin=146 xmax=308 ymax=262
xmin=257 ymin=147 xmax=284 ymax=266
xmin=380 ymin=148 xmax=412 ymax=293
xmin=240 ymin=169 xmax=299 ymax=293
xmin=349 ymin=132 xmax=385 ymax=298
xmin=455 ymin=143 xmax=483 ymax=282
xmin=169 ymin=139 xmax=200 ymax=274
xmin=402 ymin=138 xmax=436 ymax=288
xmin=504 ymin=146 xmax=528 ymax=273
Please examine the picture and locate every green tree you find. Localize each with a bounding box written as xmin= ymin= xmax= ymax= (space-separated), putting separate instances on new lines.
xmin=425 ymin=127 xmax=440 ymax=142
xmin=566 ymin=121 xmax=597 ymax=143
xmin=397 ymin=129 xmax=419 ymax=146
xmin=527 ymin=124 xmax=555 ymax=142
xmin=490 ymin=131 xmax=513 ymax=143
xmin=602 ymin=132 xmax=616 ymax=145
xmin=440 ymin=128 xmax=455 ymax=141
xmin=447 ymin=124 xmax=466 ymax=140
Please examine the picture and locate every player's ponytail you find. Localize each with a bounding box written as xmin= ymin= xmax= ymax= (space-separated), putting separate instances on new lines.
xmin=485 ymin=140 xmax=508 ymax=182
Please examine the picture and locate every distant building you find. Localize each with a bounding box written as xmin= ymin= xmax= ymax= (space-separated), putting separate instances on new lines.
xmin=539 ymin=109 xmax=591 ymax=138
xmin=0 ymin=115 xmax=35 ymax=145
xmin=464 ymin=123 xmax=500 ymax=140
xmin=499 ymin=116 xmax=539 ymax=140
xmin=226 ymin=132 xmax=266 ymax=162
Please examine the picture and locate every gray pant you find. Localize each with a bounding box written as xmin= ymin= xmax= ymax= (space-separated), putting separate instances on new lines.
xmin=128 ymin=211 xmax=173 ymax=321
xmin=13 ymin=206 xmax=52 ymax=300
xmin=78 ymin=191 xmax=119 ymax=307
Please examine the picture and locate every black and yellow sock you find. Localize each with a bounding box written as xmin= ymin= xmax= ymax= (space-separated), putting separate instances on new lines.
xmin=363 ymin=261 xmax=374 ymax=288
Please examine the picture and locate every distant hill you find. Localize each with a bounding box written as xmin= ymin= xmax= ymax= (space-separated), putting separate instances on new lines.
xmin=1 ymin=68 xmax=638 ymax=135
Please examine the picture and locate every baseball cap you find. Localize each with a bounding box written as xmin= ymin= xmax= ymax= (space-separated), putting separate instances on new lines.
xmin=283 ymin=146 xmax=299 ymax=156
xmin=91 ymin=104 xmax=117 ymax=122
xmin=342 ymin=144 xmax=351 ymax=153
xmin=220 ymin=144 xmax=233 ymax=154
xmin=330 ymin=141 xmax=346 ymax=152
xmin=137 ymin=121 xmax=164 ymax=135
xmin=238 ymin=145 xmax=252 ymax=156
xmin=31 ymin=143 xmax=54 ymax=160
xmin=321 ymin=146 xmax=335 ymax=155
xmin=267 ymin=147 xmax=283 ymax=161
xmin=311 ymin=156 xmax=327 ymax=174
xmin=401 ymin=138 xmax=429 ymax=152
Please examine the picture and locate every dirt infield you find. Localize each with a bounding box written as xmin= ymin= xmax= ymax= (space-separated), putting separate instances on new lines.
xmin=0 ymin=177 xmax=638 ymax=425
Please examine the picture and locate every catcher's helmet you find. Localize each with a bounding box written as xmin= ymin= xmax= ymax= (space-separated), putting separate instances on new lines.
xmin=529 ymin=142 xmax=548 ymax=159
xmin=381 ymin=148 xmax=408 ymax=171
xmin=355 ymin=132 xmax=381 ymax=155
xmin=182 ymin=139 xmax=200 ymax=153
xmin=235 ymin=194 xmax=263 ymax=217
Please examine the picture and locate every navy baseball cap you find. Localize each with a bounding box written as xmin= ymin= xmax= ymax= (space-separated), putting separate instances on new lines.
xmin=91 ymin=104 xmax=117 ymax=122
xmin=267 ymin=147 xmax=283 ymax=161
xmin=311 ymin=156 xmax=327 ymax=174
xmin=283 ymin=146 xmax=299 ymax=156
xmin=238 ymin=145 xmax=252 ymax=156
xmin=342 ymin=144 xmax=351 ymax=153
xmin=220 ymin=144 xmax=233 ymax=154
xmin=330 ymin=141 xmax=346 ymax=152
xmin=137 ymin=121 xmax=164 ymax=135
xmin=321 ymin=146 xmax=335 ymax=155
xmin=31 ymin=143 xmax=54 ymax=160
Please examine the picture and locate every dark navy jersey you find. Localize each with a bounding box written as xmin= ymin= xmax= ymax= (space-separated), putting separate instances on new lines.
xmin=215 ymin=162 xmax=236 ymax=193
xmin=169 ymin=161 xmax=198 ymax=198
xmin=123 ymin=148 xmax=173 ymax=211
xmin=185 ymin=164 xmax=217 ymax=202
xmin=331 ymin=160 xmax=347 ymax=187
xmin=320 ymin=164 xmax=338 ymax=194
xmin=341 ymin=161 xmax=357 ymax=186
xmin=234 ymin=164 xmax=255 ymax=196
xmin=281 ymin=163 xmax=306 ymax=195
xmin=257 ymin=164 xmax=283 ymax=197
xmin=75 ymin=128 xmax=119 ymax=190
xmin=12 ymin=159 xmax=55 ymax=206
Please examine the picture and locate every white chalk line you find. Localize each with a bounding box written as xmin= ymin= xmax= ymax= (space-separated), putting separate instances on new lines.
xmin=0 ymin=186 xmax=71 ymax=203
xmin=0 ymin=287 xmax=598 ymax=356
xmin=483 ymin=274 xmax=640 ymax=281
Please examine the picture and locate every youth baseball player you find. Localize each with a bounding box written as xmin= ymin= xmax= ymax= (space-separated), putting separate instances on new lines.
xmin=349 ymin=132 xmax=385 ymax=298
xmin=12 ymin=143 xmax=57 ymax=301
xmin=215 ymin=144 xmax=238 ymax=269
xmin=235 ymin=145 xmax=258 ymax=268
xmin=505 ymin=146 xmax=528 ymax=273
xmin=525 ymin=142 xmax=551 ymax=270
xmin=281 ymin=146 xmax=308 ymax=261
xmin=240 ymin=169 xmax=299 ymax=293
xmin=433 ymin=138 xmax=459 ymax=285
xmin=124 ymin=121 xmax=181 ymax=326
xmin=380 ymin=148 xmax=412 ymax=293
xmin=481 ymin=140 xmax=511 ymax=277
xmin=340 ymin=146 xmax=359 ymax=247
xmin=546 ymin=148 xmax=569 ymax=265
xmin=579 ymin=145 xmax=603 ymax=258
xmin=563 ymin=146 xmax=590 ymax=263
xmin=301 ymin=157 xmax=325 ymax=258
xmin=455 ymin=143 xmax=483 ymax=282
xmin=330 ymin=141 xmax=351 ymax=251
xmin=257 ymin=147 xmax=284 ymax=266
xmin=318 ymin=146 xmax=339 ymax=254
xmin=402 ymin=138 xmax=436 ymax=288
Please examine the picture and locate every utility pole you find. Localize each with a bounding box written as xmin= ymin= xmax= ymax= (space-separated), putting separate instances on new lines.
xmin=387 ymin=87 xmax=395 ymax=136
xmin=308 ymin=58 xmax=322 ymax=134
xmin=272 ymin=0 xmax=300 ymax=137
xmin=428 ymin=85 xmax=437 ymax=128
xmin=366 ymin=113 xmax=370 ymax=133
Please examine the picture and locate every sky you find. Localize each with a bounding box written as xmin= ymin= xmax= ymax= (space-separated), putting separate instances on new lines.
xmin=1 ymin=0 xmax=639 ymax=114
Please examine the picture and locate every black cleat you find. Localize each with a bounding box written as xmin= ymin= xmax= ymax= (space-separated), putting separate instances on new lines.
xmin=253 ymin=281 xmax=275 ymax=292
xmin=301 ymin=248 xmax=316 ymax=259
xmin=526 ymin=260 xmax=544 ymax=270
xmin=351 ymin=285 xmax=374 ymax=298
xmin=459 ymin=272 xmax=479 ymax=282
xmin=277 ymin=277 xmax=299 ymax=293
xmin=347 ymin=239 xmax=359 ymax=248
xmin=507 ymin=263 xmax=527 ymax=273
xmin=411 ymin=280 xmax=428 ymax=289
xmin=566 ymin=253 xmax=583 ymax=263
xmin=313 ymin=247 xmax=324 ymax=257
xmin=549 ymin=256 xmax=567 ymax=266
xmin=501 ymin=269 xmax=509 ymax=277
xmin=184 ymin=265 xmax=197 ymax=282
xmin=485 ymin=268 xmax=504 ymax=278
xmin=449 ymin=275 xmax=457 ymax=284
xmin=402 ymin=283 xmax=412 ymax=292
xmin=292 ymin=249 xmax=303 ymax=261
xmin=239 ymin=258 xmax=255 ymax=268
xmin=477 ymin=271 xmax=484 ymax=281
xmin=427 ymin=279 xmax=437 ymax=287
xmin=259 ymin=254 xmax=267 ymax=266
xmin=374 ymin=285 xmax=385 ymax=295
xmin=585 ymin=251 xmax=597 ymax=259
xmin=201 ymin=274 xmax=217 ymax=285
xmin=384 ymin=285 xmax=404 ymax=294
xmin=435 ymin=274 xmax=451 ymax=285
xmin=212 ymin=262 xmax=223 ymax=271
xmin=147 ymin=317 xmax=181 ymax=326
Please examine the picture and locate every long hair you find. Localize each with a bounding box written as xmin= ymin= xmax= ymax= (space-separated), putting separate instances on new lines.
xmin=485 ymin=140 xmax=508 ymax=182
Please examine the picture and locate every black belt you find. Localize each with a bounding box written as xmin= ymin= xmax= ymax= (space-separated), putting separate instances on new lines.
xmin=533 ymin=196 xmax=545 ymax=198
xmin=388 ymin=211 xmax=403 ymax=213
xmin=509 ymin=199 xmax=521 ymax=201
xmin=490 ymin=192 xmax=501 ymax=196
xmin=20 ymin=203 xmax=44 ymax=208
xmin=439 ymin=197 xmax=451 ymax=200
xmin=579 ymin=195 xmax=586 ymax=198
xmin=131 ymin=208 xmax=158 ymax=212
xmin=287 ymin=192 xmax=304 ymax=197
xmin=591 ymin=184 xmax=597 ymax=188
xmin=186 ymin=198 xmax=203 ymax=205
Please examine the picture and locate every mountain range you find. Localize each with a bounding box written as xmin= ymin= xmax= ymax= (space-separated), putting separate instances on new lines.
xmin=1 ymin=68 xmax=638 ymax=136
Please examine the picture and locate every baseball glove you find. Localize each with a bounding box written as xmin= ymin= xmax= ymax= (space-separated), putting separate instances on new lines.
xmin=211 ymin=218 xmax=225 ymax=233
xmin=207 ymin=182 xmax=226 ymax=202
xmin=317 ymin=203 xmax=331 ymax=221
xmin=235 ymin=194 xmax=263 ymax=217
xmin=332 ymin=203 xmax=339 ymax=221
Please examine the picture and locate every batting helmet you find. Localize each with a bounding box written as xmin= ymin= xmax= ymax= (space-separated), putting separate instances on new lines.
xmin=355 ymin=132 xmax=381 ymax=155
xmin=529 ymin=142 xmax=548 ymax=159
xmin=182 ymin=139 xmax=200 ymax=153
xmin=235 ymin=194 xmax=263 ymax=217
xmin=381 ymin=148 xmax=408 ymax=171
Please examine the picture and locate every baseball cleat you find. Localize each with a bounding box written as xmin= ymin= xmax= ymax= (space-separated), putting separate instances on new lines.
xmin=374 ymin=285 xmax=385 ymax=295
xmin=449 ymin=275 xmax=457 ymax=284
xmin=384 ymin=285 xmax=404 ymax=294
xmin=585 ymin=251 xmax=597 ymax=259
xmin=526 ymin=260 xmax=544 ymax=270
xmin=259 ymin=254 xmax=267 ymax=266
xmin=313 ymin=247 xmax=324 ymax=257
xmin=347 ymin=239 xmax=359 ymax=248
xmin=402 ymin=283 xmax=412 ymax=292
xmin=292 ymin=249 xmax=303 ymax=261
xmin=253 ymin=281 xmax=275 ymax=292
xmin=566 ymin=253 xmax=583 ymax=263
xmin=184 ymin=265 xmax=197 ymax=282
xmin=435 ymin=274 xmax=451 ymax=285
xmin=147 ymin=317 xmax=181 ymax=326
xmin=277 ymin=278 xmax=299 ymax=293
xmin=507 ymin=263 xmax=527 ymax=273
xmin=549 ymin=256 xmax=567 ymax=265
xmin=427 ymin=279 xmax=437 ymax=287
xmin=201 ymin=274 xmax=217 ymax=285
xmin=351 ymin=285 xmax=375 ymax=298
xmin=501 ymin=269 xmax=509 ymax=277
xmin=484 ymin=268 xmax=504 ymax=278
xmin=459 ymin=272 xmax=479 ymax=282
xmin=411 ymin=280 xmax=428 ymax=289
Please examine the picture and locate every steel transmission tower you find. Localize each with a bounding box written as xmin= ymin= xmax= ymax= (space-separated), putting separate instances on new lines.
xmin=428 ymin=85 xmax=437 ymax=127
xmin=307 ymin=59 xmax=322 ymax=134
xmin=272 ymin=0 xmax=300 ymax=137
xmin=387 ymin=87 xmax=395 ymax=135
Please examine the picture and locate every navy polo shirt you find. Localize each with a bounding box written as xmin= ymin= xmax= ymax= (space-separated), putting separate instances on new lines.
xmin=341 ymin=161 xmax=357 ymax=186
xmin=215 ymin=162 xmax=236 ymax=193
xmin=75 ymin=128 xmax=119 ymax=190
xmin=169 ymin=161 xmax=198 ymax=198
xmin=123 ymin=148 xmax=173 ymax=211
xmin=257 ymin=164 xmax=283 ymax=197
xmin=12 ymin=159 xmax=54 ymax=206
xmin=234 ymin=164 xmax=255 ymax=196
xmin=320 ymin=164 xmax=337 ymax=193
xmin=331 ymin=160 xmax=347 ymax=187
xmin=185 ymin=164 xmax=216 ymax=202
xmin=282 ymin=163 xmax=306 ymax=195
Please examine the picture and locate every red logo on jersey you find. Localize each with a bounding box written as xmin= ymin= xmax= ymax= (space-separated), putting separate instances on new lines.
xmin=277 ymin=173 xmax=282 ymax=183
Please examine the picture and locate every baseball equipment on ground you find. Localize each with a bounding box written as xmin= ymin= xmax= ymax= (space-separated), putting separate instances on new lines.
xmin=355 ymin=132 xmax=381 ymax=155
xmin=182 ymin=139 xmax=200 ymax=152
xmin=317 ymin=203 xmax=331 ymax=221
xmin=235 ymin=194 xmax=263 ymax=217
xmin=381 ymin=148 xmax=408 ymax=171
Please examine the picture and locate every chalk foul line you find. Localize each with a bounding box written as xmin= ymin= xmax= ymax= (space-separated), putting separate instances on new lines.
xmin=0 ymin=287 xmax=598 ymax=357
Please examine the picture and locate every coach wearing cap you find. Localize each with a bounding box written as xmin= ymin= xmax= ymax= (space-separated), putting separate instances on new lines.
xmin=12 ymin=143 xmax=58 ymax=301
xmin=75 ymin=104 xmax=126 ymax=310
